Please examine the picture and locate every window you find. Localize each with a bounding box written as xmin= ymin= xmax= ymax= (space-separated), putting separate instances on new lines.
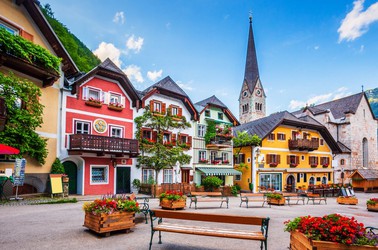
xmin=255 ymin=103 xmax=262 ymax=111
xmin=292 ymin=131 xmax=299 ymax=140
xmin=222 ymin=153 xmax=228 ymax=161
xmin=268 ymin=133 xmax=275 ymax=141
xmin=180 ymin=134 xmax=187 ymax=144
xmin=320 ymin=139 xmax=324 ymax=146
xmin=199 ymin=151 xmax=207 ymax=162
xmin=235 ymin=175 xmax=241 ymax=181
xmin=153 ymin=102 xmax=161 ymax=113
xmin=309 ymin=177 xmax=315 ymax=185
xmin=362 ymin=137 xmax=368 ymax=168
xmin=259 ymin=173 xmax=282 ymax=191
xmin=171 ymin=106 xmax=178 ymax=116
xmin=89 ymin=88 xmax=101 ymax=100
xmin=0 ymin=20 xmax=19 ymax=35
xmin=163 ymin=169 xmax=173 ymax=183
xmin=242 ymin=104 xmax=249 ymax=114
xmin=321 ymin=176 xmax=327 ymax=184
xmin=163 ymin=133 xmax=171 ymax=144
xmin=267 ymin=154 xmax=280 ymax=166
xmin=301 ymin=155 xmax=305 ymax=161
xmin=205 ymin=110 xmax=210 ymax=117
xmin=210 ymin=151 xmax=217 ymax=161
xmin=309 ymin=156 xmax=318 ymax=166
xmin=91 ymin=166 xmax=108 ymax=184
xmin=142 ymin=169 xmax=154 ymax=183
xmin=234 ymin=154 xmax=245 ymax=164
xmin=75 ymin=121 xmax=90 ymax=134
xmin=218 ymin=112 xmax=223 ymax=120
xmin=320 ymin=157 xmax=330 ymax=166
xmin=110 ymin=93 xmax=121 ymax=104
xmin=198 ymin=124 xmax=206 ymax=137
xmin=340 ymin=159 xmax=345 ymax=165
xmin=277 ymin=133 xmax=286 ymax=141
xmin=110 ymin=126 xmax=123 ymax=138
xmin=142 ymin=129 xmax=152 ymax=140
xmin=287 ymin=155 xmax=299 ymax=166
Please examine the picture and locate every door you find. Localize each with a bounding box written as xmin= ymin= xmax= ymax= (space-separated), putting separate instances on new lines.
xmin=116 ymin=167 xmax=131 ymax=194
xmin=286 ymin=175 xmax=295 ymax=192
xmin=181 ymin=169 xmax=190 ymax=183
xmin=63 ymin=161 xmax=77 ymax=194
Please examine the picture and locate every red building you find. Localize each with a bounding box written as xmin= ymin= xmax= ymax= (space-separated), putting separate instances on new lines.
xmin=60 ymin=59 xmax=140 ymax=195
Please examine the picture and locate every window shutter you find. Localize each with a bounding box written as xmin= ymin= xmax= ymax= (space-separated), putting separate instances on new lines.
xmin=296 ymin=156 xmax=299 ymax=164
xmin=149 ymin=100 xmax=154 ymax=112
xmin=308 ymin=157 xmax=311 ymax=165
xmin=152 ymin=131 xmax=157 ymax=142
xmin=82 ymin=87 xmax=89 ymax=100
xmin=304 ymin=173 xmax=307 ymax=182
xmin=103 ymin=92 xmax=110 ymax=104
xmin=267 ymin=154 xmax=271 ymax=164
xmin=241 ymin=154 xmax=245 ymax=163
xmin=178 ymin=107 xmax=183 ymax=116
xmin=277 ymin=155 xmax=281 ymax=164
xmin=273 ymin=134 xmax=276 ymax=140
xmin=172 ymin=133 xmax=176 ymax=144
xmin=188 ymin=136 xmax=192 ymax=146
xmin=100 ymin=91 xmax=105 ymax=102
xmin=121 ymin=96 xmax=125 ymax=107
xmin=287 ymin=155 xmax=290 ymax=164
xmin=162 ymin=103 xmax=166 ymax=114
xmin=20 ymin=29 xmax=33 ymax=41
xmin=315 ymin=157 xmax=318 ymax=165
xmin=283 ymin=134 xmax=286 ymax=140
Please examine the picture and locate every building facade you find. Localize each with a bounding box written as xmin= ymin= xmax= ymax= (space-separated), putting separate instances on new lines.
xmin=233 ymin=111 xmax=341 ymax=192
xmin=193 ymin=95 xmax=240 ymax=186
xmin=60 ymin=59 xmax=140 ymax=195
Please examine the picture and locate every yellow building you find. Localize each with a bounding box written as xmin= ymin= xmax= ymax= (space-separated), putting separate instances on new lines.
xmin=0 ymin=0 xmax=77 ymax=193
xmin=233 ymin=111 xmax=341 ymax=192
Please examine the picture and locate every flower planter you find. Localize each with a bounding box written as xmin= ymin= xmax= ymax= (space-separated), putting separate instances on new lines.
xmin=85 ymin=101 xmax=102 ymax=108
xmin=83 ymin=211 xmax=135 ymax=236
xmin=337 ymin=196 xmax=358 ymax=205
xmin=367 ymin=203 xmax=378 ymax=212
xmin=160 ymin=199 xmax=186 ymax=210
xmin=290 ymin=231 xmax=377 ymax=250
xmin=268 ymin=197 xmax=285 ymax=206
xmin=108 ymin=105 xmax=123 ymax=112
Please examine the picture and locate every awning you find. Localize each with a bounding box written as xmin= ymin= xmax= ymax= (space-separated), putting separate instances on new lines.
xmin=0 ymin=144 xmax=20 ymax=155
xmin=196 ymin=167 xmax=242 ymax=176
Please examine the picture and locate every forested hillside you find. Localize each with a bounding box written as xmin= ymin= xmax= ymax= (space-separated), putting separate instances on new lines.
xmin=39 ymin=4 xmax=101 ymax=73
xmin=366 ymin=87 xmax=378 ymax=118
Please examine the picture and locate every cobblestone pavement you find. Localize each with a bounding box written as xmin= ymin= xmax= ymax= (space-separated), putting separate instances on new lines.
xmin=0 ymin=193 xmax=377 ymax=250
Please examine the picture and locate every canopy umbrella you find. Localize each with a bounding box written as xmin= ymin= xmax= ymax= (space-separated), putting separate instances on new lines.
xmin=0 ymin=144 xmax=20 ymax=155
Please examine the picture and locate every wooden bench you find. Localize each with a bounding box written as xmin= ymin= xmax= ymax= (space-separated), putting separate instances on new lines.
xmin=189 ymin=191 xmax=229 ymax=209
xmin=283 ymin=193 xmax=305 ymax=205
xmin=240 ymin=193 xmax=270 ymax=208
xmin=306 ymin=193 xmax=327 ymax=205
xmin=149 ymin=209 xmax=270 ymax=250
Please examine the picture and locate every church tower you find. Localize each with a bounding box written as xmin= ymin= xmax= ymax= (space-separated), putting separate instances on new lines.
xmin=239 ymin=16 xmax=266 ymax=124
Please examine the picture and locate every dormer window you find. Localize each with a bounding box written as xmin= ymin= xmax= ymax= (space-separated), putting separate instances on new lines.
xmin=205 ymin=110 xmax=210 ymax=117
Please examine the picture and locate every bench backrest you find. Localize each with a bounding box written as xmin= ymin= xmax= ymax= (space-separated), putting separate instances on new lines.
xmin=151 ymin=209 xmax=268 ymax=226
xmin=240 ymin=193 xmax=264 ymax=197
xmin=190 ymin=192 xmax=222 ymax=196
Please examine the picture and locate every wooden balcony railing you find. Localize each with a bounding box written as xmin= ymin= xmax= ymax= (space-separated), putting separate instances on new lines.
xmin=288 ymin=139 xmax=319 ymax=151
xmin=206 ymin=136 xmax=232 ymax=149
xmin=68 ymin=134 xmax=139 ymax=156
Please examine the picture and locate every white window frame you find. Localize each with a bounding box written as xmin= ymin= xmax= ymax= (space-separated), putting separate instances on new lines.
xmin=218 ymin=112 xmax=223 ymax=120
xmin=0 ymin=20 xmax=19 ymax=35
xmin=199 ymin=151 xmax=207 ymax=161
xmin=198 ymin=124 xmax=206 ymax=137
xmin=88 ymin=88 xmax=101 ymax=100
xmin=142 ymin=169 xmax=154 ymax=183
xmin=110 ymin=125 xmax=123 ymax=138
xmin=75 ymin=120 xmax=91 ymax=134
xmin=210 ymin=151 xmax=217 ymax=161
xmin=163 ymin=169 xmax=173 ymax=183
xmin=90 ymin=165 xmax=109 ymax=185
xmin=171 ymin=106 xmax=178 ymax=116
xmin=153 ymin=102 xmax=161 ymax=112
xmin=163 ymin=133 xmax=170 ymax=143
xmin=222 ymin=153 xmax=228 ymax=161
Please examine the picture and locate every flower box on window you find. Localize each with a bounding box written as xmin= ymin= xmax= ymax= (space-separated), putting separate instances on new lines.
xmin=322 ymin=164 xmax=329 ymax=168
xmin=211 ymin=160 xmax=221 ymax=165
xmin=108 ymin=102 xmax=124 ymax=111
xmin=310 ymin=164 xmax=318 ymax=168
xmin=85 ymin=98 xmax=103 ymax=108
xmin=290 ymin=163 xmax=298 ymax=168
xmin=222 ymin=160 xmax=230 ymax=164
xmin=269 ymin=162 xmax=278 ymax=167
xmin=171 ymin=115 xmax=182 ymax=121
xmin=199 ymin=159 xmax=209 ymax=164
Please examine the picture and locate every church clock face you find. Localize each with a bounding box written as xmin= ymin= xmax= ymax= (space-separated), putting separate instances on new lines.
xmin=243 ymin=91 xmax=248 ymax=98
xmin=256 ymin=89 xmax=262 ymax=97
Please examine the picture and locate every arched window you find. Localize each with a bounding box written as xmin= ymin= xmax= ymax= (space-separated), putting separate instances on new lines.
xmin=309 ymin=176 xmax=315 ymax=185
xmin=321 ymin=176 xmax=327 ymax=184
xmin=362 ymin=138 xmax=368 ymax=167
xmin=340 ymin=159 xmax=345 ymax=165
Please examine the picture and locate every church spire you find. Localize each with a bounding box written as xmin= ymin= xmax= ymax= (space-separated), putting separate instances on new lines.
xmin=244 ymin=14 xmax=260 ymax=90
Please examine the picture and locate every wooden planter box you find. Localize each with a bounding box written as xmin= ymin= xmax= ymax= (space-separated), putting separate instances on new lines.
xmin=85 ymin=101 xmax=102 ymax=107
xmin=367 ymin=203 xmax=378 ymax=212
xmin=268 ymin=197 xmax=285 ymax=206
xmin=160 ymin=199 xmax=186 ymax=210
xmin=83 ymin=212 xmax=135 ymax=236
xmin=108 ymin=105 xmax=123 ymax=112
xmin=290 ymin=231 xmax=377 ymax=250
xmin=337 ymin=196 xmax=358 ymax=205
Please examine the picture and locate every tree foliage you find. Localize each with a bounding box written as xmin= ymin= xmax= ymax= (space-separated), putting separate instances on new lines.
xmin=39 ymin=4 xmax=101 ymax=73
xmin=233 ymin=131 xmax=261 ymax=156
xmin=0 ymin=72 xmax=48 ymax=164
xmin=135 ymin=106 xmax=192 ymax=184
xmin=204 ymin=120 xmax=216 ymax=144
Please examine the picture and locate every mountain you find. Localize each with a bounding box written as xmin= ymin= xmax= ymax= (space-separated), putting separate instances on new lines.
xmin=366 ymin=87 xmax=378 ymax=118
xmin=39 ymin=4 xmax=101 ymax=73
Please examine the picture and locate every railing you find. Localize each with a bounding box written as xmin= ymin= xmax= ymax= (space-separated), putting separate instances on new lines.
xmin=206 ymin=136 xmax=232 ymax=148
xmin=288 ymin=139 xmax=319 ymax=151
xmin=69 ymin=134 xmax=138 ymax=155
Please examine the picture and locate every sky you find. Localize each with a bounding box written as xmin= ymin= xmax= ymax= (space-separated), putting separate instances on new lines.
xmin=40 ymin=0 xmax=378 ymax=117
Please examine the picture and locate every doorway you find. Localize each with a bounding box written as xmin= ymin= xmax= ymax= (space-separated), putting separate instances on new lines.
xmin=116 ymin=167 xmax=131 ymax=194
xmin=286 ymin=175 xmax=295 ymax=192
xmin=63 ymin=161 xmax=77 ymax=194
xmin=181 ymin=169 xmax=190 ymax=183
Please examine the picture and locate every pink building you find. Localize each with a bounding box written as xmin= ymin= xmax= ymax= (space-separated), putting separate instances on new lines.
xmin=60 ymin=59 xmax=141 ymax=195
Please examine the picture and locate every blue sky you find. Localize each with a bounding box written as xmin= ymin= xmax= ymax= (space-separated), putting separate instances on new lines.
xmin=41 ymin=0 xmax=378 ymax=117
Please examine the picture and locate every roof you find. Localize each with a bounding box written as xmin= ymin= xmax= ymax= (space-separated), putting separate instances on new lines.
xmin=140 ymin=76 xmax=199 ymax=121
xmin=337 ymin=141 xmax=351 ymax=153
xmin=244 ymin=17 xmax=260 ymax=93
xmin=195 ymin=95 xmax=240 ymax=126
xmin=349 ymin=169 xmax=378 ymax=180
xmin=71 ymin=58 xmax=140 ymax=108
xmin=19 ymin=0 xmax=79 ymax=77
xmin=293 ymin=92 xmax=367 ymax=119
xmin=233 ymin=111 xmax=341 ymax=153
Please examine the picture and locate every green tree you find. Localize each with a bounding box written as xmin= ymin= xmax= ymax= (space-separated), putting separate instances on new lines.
xmin=204 ymin=120 xmax=216 ymax=144
xmin=233 ymin=131 xmax=261 ymax=155
xmin=0 ymin=73 xmax=47 ymax=164
xmin=135 ymin=106 xmax=192 ymax=185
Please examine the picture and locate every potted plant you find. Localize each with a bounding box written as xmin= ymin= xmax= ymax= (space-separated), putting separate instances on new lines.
xmin=337 ymin=195 xmax=358 ymax=205
xmin=50 ymin=158 xmax=68 ymax=182
xmin=85 ymin=97 xmax=102 ymax=107
xmin=202 ymin=176 xmax=223 ymax=191
xmin=284 ymin=214 xmax=378 ymax=249
xmin=132 ymin=179 xmax=141 ymax=194
xmin=266 ymin=193 xmax=285 ymax=205
xmin=82 ymin=195 xmax=140 ymax=235
xmin=108 ymin=102 xmax=124 ymax=111
xmin=159 ymin=190 xmax=187 ymax=209
xmin=367 ymin=198 xmax=378 ymax=212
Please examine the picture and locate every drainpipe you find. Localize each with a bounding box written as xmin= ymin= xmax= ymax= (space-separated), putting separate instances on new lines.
xmin=251 ymin=146 xmax=259 ymax=193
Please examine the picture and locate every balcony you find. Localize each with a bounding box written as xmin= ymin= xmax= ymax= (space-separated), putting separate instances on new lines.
xmin=68 ymin=134 xmax=139 ymax=157
xmin=206 ymin=136 xmax=232 ymax=149
xmin=288 ymin=139 xmax=319 ymax=151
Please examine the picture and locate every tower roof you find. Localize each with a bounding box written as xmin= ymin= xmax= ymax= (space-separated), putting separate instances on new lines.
xmin=244 ymin=16 xmax=260 ymax=91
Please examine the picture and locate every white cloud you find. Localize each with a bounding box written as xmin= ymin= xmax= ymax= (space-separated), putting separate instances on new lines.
xmin=113 ymin=11 xmax=125 ymax=24
xmin=307 ymin=93 xmax=333 ymax=105
xmin=289 ymin=100 xmax=306 ymax=110
xmin=147 ymin=70 xmax=163 ymax=81
xmin=93 ymin=42 xmax=122 ymax=67
xmin=338 ymin=0 xmax=378 ymax=42
xmin=123 ymin=65 xmax=144 ymax=83
xmin=359 ymin=44 xmax=365 ymax=52
xmin=177 ymin=80 xmax=194 ymax=91
xmin=126 ymin=35 xmax=144 ymax=53
xmin=314 ymin=45 xmax=320 ymax=50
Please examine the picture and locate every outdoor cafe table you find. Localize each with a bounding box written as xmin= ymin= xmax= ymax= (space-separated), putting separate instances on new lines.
xmin=0 ymin=176 xmax=13 ymax=201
